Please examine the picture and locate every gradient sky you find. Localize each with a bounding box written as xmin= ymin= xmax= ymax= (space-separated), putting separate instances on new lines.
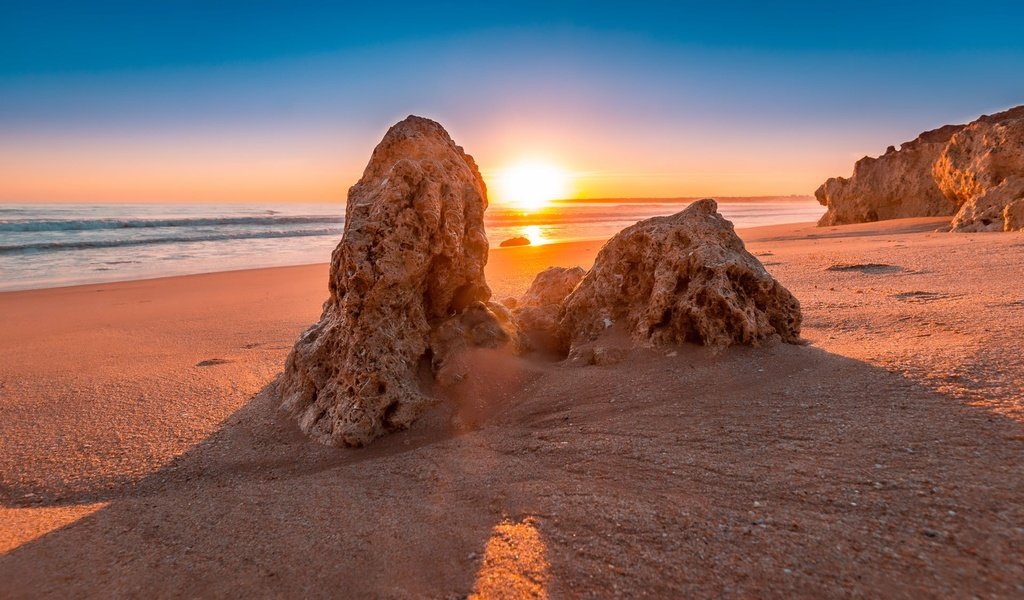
xmin=3 ymin=1 xmax=1023 ymax=203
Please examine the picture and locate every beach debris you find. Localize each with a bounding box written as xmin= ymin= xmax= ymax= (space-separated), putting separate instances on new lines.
xmin=499 ymin=236 xmax=531 ymax=247
xmin=559 ymin=199 xmax=802 ymax=349
xmin=278 ymin=115 xmax=514 ymax=447
xmin=512 ymin=266 xmax=585 ymax=353
xmin=816 ymin=105 xmax=1024 ymax=230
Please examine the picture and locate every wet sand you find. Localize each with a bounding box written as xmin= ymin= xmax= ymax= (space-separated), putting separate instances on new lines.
xmin=2 ymin=218 xmax=1023 ymax=598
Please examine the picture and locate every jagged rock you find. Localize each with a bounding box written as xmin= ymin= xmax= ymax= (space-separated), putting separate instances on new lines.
xmin=816 ymin=105 xmax=1024 ymax=230
xmin=279 ymin=115 xmax=511 ymax=447
xmin=934 ymin=113 xmax=1024 ymax=231
xmin=1004 ymin=197 xmax=1024 ymax=231
xmin=512 ymin=266 xmax=585 ymax=353
xmin=520 ymin=266 xmax=586 ymax=307
xmin=815 ymin=126 xmax=959 ymax=226
xmin=559 ymin=199 xmax=802 ymax=350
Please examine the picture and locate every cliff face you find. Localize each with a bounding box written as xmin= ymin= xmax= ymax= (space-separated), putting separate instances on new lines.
xmin=935 ymin=112 xmax=1024 ymax=231
xmin=815 ymin=126 xmax=960 ymax=226
xmin=816 ymin=106 xmax=1024 ymax=231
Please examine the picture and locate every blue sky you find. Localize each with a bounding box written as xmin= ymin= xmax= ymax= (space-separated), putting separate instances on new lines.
xmin=3 ymin=1 xmax=1023 ymax=202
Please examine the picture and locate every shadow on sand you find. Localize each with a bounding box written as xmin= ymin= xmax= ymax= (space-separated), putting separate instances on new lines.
xmin=2 ymin=341 xmax=1023 ymax=598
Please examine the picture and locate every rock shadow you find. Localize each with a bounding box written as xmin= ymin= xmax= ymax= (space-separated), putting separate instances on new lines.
xmin=2 ymin=342 xmax=1023 ymax=598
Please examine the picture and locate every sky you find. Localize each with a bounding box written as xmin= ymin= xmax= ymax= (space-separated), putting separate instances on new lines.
xmin=2 ymin=1 xmax=1023 ymax=204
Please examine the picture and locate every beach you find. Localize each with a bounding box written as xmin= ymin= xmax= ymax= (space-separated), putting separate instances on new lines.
xmin=2 ymin=218 xmax=1023 ymax=597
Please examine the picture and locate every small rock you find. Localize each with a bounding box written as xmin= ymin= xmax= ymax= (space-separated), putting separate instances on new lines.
xmin=499 ymin=236 xmax=531 ymax=247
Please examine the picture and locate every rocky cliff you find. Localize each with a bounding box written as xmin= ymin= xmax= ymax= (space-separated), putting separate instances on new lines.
xmin=816 ymin=106 xmax=1024 ymax=231
xmin=935 ymin=111 xmax=1024 ymax=231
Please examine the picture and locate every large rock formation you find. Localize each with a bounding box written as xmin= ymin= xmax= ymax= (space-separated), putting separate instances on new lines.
xmin=559 ymin=199 xmax=802 ymax=350
xmin=279 ymin=116 xmax=513 ymax=447
xmin=512 ymin=266 xmax=585 ymax=353
xmin=815 ymin=126 xmax=959 ymax=226
xmin=935 ymin=114 xmax=1024 ymax=232
xmin=816 ymin=105 xmax=1024 ymax=231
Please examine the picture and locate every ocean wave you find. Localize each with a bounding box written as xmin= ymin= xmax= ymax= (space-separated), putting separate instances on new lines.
xmin=0 ymin=215 xmax=343 ymax=232
xmin=1 ymin=205 xmax=816 ymax=232
xmin=0 ymin=228 xmax=341 ymax=255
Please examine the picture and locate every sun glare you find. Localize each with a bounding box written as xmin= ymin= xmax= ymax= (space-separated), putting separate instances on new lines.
xmin=493 ymin=161 xmax=571 ymax=211
xmin=522 ymin=225 xmax=549 ymax=245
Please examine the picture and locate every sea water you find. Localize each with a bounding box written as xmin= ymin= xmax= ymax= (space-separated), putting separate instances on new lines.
xmin=0 ymin=200 xmax=824 ymax=291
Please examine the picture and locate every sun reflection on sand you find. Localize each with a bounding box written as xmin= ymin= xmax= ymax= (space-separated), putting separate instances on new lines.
xmin=470 ymin=517 xmax=549 ymax=599
xmin=0 ymin=503 xmax=109 ymax=555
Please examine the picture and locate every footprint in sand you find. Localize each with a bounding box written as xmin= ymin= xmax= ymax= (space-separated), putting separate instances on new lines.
xmin=826 ymin=263 xmax=903 ymax=274
xmin=892 ymin=291 xmax=954 ymax=303
xmin=196 ymin=358 xmax=234 ymax=367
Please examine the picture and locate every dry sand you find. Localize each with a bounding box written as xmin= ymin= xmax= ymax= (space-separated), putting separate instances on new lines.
xmin=1 ymin=219 xmax=1023 ymax=598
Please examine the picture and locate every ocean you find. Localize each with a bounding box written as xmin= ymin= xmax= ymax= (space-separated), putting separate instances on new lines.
xmin=0 ymin=199 xmax=824 ymax=291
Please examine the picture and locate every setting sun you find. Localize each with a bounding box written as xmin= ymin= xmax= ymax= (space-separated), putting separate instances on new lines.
xmin=492 ymin=161 xmax=571 ymax=211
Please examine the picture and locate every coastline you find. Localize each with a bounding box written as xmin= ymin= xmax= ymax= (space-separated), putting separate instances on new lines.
xmin=0 ymin=237 xmax=607 ymax=299
xmin=0 ymin=198 xmax=826 ymax=293
xmin=0 ymin=216 xmax=834 ymax=297
xmin=3 ymin=217 xmax=1023 ymax=596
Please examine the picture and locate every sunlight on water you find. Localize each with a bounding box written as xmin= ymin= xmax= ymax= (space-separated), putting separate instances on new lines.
xmin=0 ymin=199 xmax=824 ymax=291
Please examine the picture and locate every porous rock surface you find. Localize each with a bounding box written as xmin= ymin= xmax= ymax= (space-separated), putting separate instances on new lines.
xmin=278 ymin=115 xmax=512 ymax=447
xmin=815 ymin=126 xmax=959 ymax=226
xmin=935 ymin=113 xmax=1024 ymax=231
xmin=512 ymin=266 xmax=585 ymax=353
xmin=559 ymin=199 xmax=802 ymax=349
xmin=520 ymin=266 xmax=586 ymax=307
xmin=817 ymin=105 xmax=1024 ymax=231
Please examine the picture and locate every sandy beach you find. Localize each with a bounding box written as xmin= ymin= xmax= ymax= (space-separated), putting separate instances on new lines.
xmin=2 ymin=219 xmax=1023 ymax=597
